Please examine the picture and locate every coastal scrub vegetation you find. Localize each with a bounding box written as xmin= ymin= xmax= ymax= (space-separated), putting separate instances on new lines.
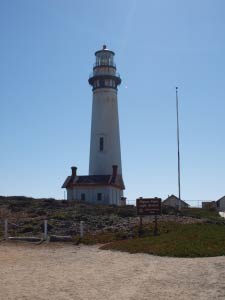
xmin=0 ymin=196 xmax=225 ymax=257
xmin=100 ymin=222 xmax=225 ymax=257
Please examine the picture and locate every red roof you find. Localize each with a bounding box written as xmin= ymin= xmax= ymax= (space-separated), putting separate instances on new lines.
xmin=62 ymin=174 xmax=125 ymax=190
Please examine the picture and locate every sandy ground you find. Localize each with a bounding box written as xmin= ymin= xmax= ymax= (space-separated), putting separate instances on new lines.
xmin=0 ymin=242 xmax=225 ymax=300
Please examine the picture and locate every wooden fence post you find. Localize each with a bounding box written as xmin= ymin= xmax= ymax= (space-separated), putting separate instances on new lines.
xmin=153 ymin=215 xmax=158 ymax=236
xmin=80 ymin=221 xmax=84 ymax=238
xmin=138 ymin=216 xmax=143 ymax=236
xmin=43 ymin=220 xmax=48 ymax=240
xmin=4 ymin=219 xmax=8 ymax=240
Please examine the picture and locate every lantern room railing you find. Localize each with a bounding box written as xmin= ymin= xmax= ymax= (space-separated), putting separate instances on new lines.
xmin=89 ymin=71 xmax=120 ymax=79
xmin=93 ymin=62 xmax=116 ymax=68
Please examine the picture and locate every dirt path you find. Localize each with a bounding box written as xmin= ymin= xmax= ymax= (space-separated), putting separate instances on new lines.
xmin=0 ymin=242 xmax=225 ymax=300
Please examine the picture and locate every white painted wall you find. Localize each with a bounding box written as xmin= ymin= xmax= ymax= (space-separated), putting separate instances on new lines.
xmin=67 ymin=186 xmax=123 ymax=205
xmin=219 ymin=212 xmax=225 ymax=218
xmin=218 ymin=196 xmax=225 ymax=211
xmin=89 ymin=88 xmax=122 ymax=176
xmin=163 ymin=197 xmax=188 ymax=209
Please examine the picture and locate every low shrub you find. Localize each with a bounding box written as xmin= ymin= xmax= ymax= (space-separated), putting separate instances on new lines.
xmin=100 ymin=222 xmax=225 ymax=257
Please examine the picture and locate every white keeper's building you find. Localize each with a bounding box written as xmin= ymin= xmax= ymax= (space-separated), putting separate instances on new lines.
xmin=62 ymin=45 xmax=125 ymax=205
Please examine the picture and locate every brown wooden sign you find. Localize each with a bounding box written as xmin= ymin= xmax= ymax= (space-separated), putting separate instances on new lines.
xmin=136 ymin=197 xmax=162 ymax=215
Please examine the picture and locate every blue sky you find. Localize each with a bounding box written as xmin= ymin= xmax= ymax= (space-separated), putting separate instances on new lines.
xmin=0 ymin=0 xmax=224 ymax=203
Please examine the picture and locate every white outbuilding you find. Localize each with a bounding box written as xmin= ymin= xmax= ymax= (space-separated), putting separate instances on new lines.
xmin=163 ymin=194 xmax=189 ymax=209
xmin=216 ymin=196 xmax=225 ymax=211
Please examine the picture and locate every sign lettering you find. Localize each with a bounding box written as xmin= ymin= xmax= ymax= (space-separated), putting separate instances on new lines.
xmin=136 ymin=198 xmax=162 ymax=215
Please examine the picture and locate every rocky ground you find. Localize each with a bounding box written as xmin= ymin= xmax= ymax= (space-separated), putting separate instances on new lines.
xmin=0 ymin=196 xmax=210 ymax=238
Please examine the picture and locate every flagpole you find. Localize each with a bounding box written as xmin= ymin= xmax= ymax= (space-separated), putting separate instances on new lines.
xmin=176 ymin=87 xmax=181 ymax=210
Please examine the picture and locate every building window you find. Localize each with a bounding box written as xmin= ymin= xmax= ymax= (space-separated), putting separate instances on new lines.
xmin=99 ymin=137 xmax=104 ymax=151
xmin=81 ymin=193 xmax=85 ymax=201
xmin=97 ymin=193 xmax=102 ymax=201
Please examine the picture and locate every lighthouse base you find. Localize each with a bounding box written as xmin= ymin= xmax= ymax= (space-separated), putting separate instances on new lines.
xmin=62 ymin=167 xmax=125 ymax=206
xmin=67 ymin=185 xmax=124 ymax=206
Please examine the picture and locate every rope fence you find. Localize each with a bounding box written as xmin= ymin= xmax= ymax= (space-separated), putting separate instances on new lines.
xmin=0 ymin=218 xmax=86 ymax=242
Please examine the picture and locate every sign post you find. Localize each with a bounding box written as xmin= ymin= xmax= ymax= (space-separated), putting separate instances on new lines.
xmin=136 ymin=197 xmax=162 ymax=236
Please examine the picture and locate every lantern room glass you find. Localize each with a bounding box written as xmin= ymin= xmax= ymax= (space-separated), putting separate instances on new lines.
xmin=96 ymin=52 xmax=114 ymax=67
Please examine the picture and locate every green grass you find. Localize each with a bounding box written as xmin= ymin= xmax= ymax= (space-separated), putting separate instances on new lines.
xmin=181 ymin=208 xmax=222 ymax=221
xmin=99 ymin=222 xmax=225 ymax=257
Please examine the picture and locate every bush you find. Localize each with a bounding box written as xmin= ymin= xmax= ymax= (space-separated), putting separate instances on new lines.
xmin=20 ymin=224 xmax=35 ymax=233
xmin=161 ymin=205 xmax=178 ymax=215
xmin=117 ymin=207 xmax=136 ymax=218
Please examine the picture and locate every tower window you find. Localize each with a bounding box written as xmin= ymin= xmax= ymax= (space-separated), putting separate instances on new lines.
xmin=81 ymin=193 xmax=86 ymax=201
xmin=97 ymin=193 xmax=102 ymax=201
xmin=99 ymin=137 xmax=104 ymax=151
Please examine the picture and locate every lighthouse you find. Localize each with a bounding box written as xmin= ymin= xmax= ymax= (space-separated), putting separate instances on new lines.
xmin=89 ymin=45 xmax=122 ymax=176
xmin=62 ymin=46 xmax=125 ymax=205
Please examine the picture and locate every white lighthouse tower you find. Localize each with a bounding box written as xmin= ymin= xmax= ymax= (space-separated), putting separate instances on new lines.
xmin=62 ymin=46 xmax=125 ymax=205
xmin=89 ymin=45 xmax=122 ymax=176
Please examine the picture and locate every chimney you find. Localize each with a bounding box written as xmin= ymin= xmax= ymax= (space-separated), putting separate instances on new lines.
xmin=71 ymin=166 xmax=77 ymax=177
xmin=112 ymin=165 xmax=118 ymax=177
